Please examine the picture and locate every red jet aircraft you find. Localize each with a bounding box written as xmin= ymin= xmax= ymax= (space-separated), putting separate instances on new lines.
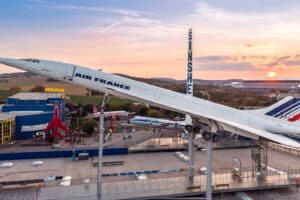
xmin=44 ymin=105 xmax=70 ymax=139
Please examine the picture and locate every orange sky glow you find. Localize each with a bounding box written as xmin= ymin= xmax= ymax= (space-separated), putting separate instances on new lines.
xmin=1 ymin=1 xmax=300 ymax=80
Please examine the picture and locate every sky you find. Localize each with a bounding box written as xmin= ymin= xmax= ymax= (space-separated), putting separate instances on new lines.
xmin=1 ymin=0 xmax=300 ymax=80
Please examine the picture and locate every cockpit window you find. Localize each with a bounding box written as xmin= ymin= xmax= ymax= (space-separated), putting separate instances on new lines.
xmin=19 ymin=59 xmax=40 ymax=63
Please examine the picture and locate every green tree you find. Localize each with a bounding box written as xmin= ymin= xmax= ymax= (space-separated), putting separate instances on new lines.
xmin=30 ymin=85 xmax=45 ymax=92
xmin=79 ymin=118 xmax=97 ymax=136
xmin=82 ymin=104 xmax=93 ymax=116
xmin=132 ymin=104 xmax=148 ymax=116
xmin=242 ymin=96 xmax=260 ymax=106
xmin=147 ymin=109 xmax=163 ymax=118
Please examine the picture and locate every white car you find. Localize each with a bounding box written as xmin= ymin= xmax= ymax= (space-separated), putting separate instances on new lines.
xmin=136 ymin=174 xmax=147 ymax=180
xmin=0 ymin=162 xmax=14 ymax=168
xmin=199 ymin=167 xmax=207 ymax=174
xmin=60 ymin=181 xmax=71 ymax=186
xmin=60 ymin=176 xmax=72 ymax=186
xmin=32 ymin=161 xmax=44 ymax=166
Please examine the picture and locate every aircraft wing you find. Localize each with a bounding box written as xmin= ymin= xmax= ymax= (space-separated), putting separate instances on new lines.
xmin=57 ymin=119 xmax=70 ymax=133
xmin=210 ymin=116 xmax=300 ymax=147
xmin=44 ymin=119 xmax=54 ymax=132
xmin=120 ymin=91 xmax=300 ymax=148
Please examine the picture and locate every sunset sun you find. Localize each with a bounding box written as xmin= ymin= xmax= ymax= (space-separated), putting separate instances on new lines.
xmin=267 ymin=71 xmax=277 ymax=78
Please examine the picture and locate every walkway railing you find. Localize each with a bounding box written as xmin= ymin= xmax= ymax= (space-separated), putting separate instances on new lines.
xmin=269 ymin=142 xmax=300 ymax=157
xmin=40 ymin=167 xmax=300 ymax=200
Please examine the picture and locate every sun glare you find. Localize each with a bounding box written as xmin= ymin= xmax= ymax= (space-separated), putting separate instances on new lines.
xmin=267 ymin=71 xmax=277 ymax=78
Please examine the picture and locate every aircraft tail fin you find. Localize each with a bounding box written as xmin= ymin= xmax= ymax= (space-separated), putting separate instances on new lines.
xmin=251 ymin=96 xmax=300 ymax=122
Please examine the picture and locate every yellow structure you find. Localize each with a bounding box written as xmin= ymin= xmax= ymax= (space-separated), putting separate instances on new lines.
xmin=45 ymin=88 xmax=65 ymax=93
xmin=0 ymin=117 xmax=15 ymax=144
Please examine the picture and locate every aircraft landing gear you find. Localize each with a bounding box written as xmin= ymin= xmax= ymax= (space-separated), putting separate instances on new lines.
xmin=202 ymin=131 xmax=221 ymax=143
xmin=202 ymin=131 xmax=211 ymax=140
xmin=212 ymin=133 xmax=221 ymax=143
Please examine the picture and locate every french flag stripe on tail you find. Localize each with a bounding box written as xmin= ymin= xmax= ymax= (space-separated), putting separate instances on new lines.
xmin=283 ymin=105 xmax=300 ymax=118
xmin=273 ymin=101 xmax=300 ymax=117
xmin=266 ymin=97 xmax=300 ymax=122
xmin=288 ymin=113 xmax=300 ymax=122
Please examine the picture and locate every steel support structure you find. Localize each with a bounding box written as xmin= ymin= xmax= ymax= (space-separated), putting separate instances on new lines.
xmin=188 ymin=132 xmax=195 ymax=181
xmin=206 ymin=137 xmax=213 ymax=200
xmin=97 ymin=95 xmax=108 ymax=200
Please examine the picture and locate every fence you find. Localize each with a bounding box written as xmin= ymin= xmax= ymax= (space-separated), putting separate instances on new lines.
xmin=25 ymin=167 xmax=300 ymax=200
xmin=269 ymin=142 xmax=300 ymax=157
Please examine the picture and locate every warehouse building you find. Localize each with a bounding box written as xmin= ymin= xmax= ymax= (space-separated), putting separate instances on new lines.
xmin=0 ymin=92 xmax=65 ymax=139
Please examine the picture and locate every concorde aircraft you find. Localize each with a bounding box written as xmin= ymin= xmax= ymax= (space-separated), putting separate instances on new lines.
xmin=1 ymin=57 xmax=300 ymax=148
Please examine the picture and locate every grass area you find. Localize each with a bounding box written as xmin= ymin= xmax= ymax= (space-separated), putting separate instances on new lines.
xmin=69 ymin=95 xmax=134 ymax=105
xmin=0 ymin=80 xmax=87 ymax=95
xmin=0 ymin=79 xmax=133 ymax=106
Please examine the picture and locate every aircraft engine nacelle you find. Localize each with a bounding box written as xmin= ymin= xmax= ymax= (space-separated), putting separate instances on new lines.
xmin=185 ymin=125 xmax=202 ymax=133
xmin=185 ymin=125 xmax=193 ymax=132
xmin=193 ymin=125 xmax=201 ymax=133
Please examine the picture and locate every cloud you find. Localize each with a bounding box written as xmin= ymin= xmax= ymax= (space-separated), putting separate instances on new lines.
xmin=286 ymin=60 xmax=300 ymax=66
xmin=195 ymin=55 xmax=262 ymax=64
xmin=3 ymin=1 xmax=300 ymax=79
xmin=103 ymin=16 xmax=161 ymax=31
xmin=29 ymin=4 xmax=140 ymax=17
xmin=191 ymin=2 xmax=300 ymax=37
xmin=195 ymin=62 xmax=255 ymax=71
xmin=195 ymin=56 xmax=231 ymax=62
xmin=194 ymin=55 xmax=300 ymax=72
xmin=245 ymin=43 xmax=255 ymax=48
xmin=266 ymin=56 xmax=290 ymax=67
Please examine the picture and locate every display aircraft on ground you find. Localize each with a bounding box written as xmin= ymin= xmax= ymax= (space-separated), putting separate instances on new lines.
xmin=129 ymin=116 xmax=192 ymax=131
xmin=90 ymin=111 xmax=131 ymax=118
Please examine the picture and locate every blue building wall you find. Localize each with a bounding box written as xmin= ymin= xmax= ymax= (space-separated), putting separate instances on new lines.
xmin=2 ymin=104 xmax=55 ymax=112
xmin=0 ymin=148 xmax=129 ymax=160
xmin=14 ymin=113 xmax=54 ymax=139
xmin=2 ymin=93 xmax=65 ymax=139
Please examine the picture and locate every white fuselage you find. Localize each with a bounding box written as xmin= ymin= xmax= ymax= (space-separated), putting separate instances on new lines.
xmin=129 ymin=116 xmax=187 ymax=129
xmin=1 ymin=58 xmax=300 ymax=147
xmin=90 ymin=111 xmax=130 ymax=118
